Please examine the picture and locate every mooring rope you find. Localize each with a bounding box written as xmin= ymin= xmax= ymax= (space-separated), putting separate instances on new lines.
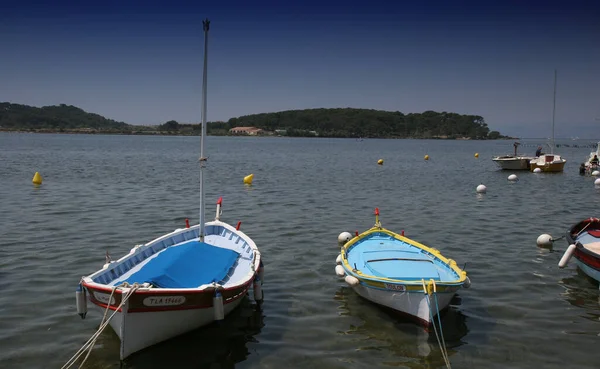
xmin=422 ymin=279 xmax=451 ymax=369
xmin=433 ymin=285 xmax=451 ymax=369
xmin=62 ymin=284 xmax=140 ymax=369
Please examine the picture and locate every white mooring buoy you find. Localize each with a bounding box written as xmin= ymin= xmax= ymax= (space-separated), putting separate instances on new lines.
xmin=476 ymin=184 xmax=487 ymax=193
xmin=595 ymin=178 xmax=600 ymax=186
xmin=533 ymin=168 xmax=542 ymax=173
xmin=536 ymin=233 xmax=554 ymax=248
xmin=508 ymin=174 xmax=518 ymax=182
xmin=592 ymin=170 xmax=600 ymax=176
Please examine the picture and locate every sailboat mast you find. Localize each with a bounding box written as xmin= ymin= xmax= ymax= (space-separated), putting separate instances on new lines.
xmin=199 ymin=19 xmax=210 ymax=241
xmin=551 ymin=69 xmax=557 ymax=154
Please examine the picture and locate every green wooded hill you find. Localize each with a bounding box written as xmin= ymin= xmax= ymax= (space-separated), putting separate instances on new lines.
xmin=227 ymin=108 xmax=503 ymax=139
xmin=0 ymin=102 xmax=506 ymax=139
xmin=0 ymin=102 xmax=130 ymax=131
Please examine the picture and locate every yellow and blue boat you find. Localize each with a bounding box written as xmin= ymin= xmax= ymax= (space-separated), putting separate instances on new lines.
xmin=335 ymin=208 xmax=470 ymax=326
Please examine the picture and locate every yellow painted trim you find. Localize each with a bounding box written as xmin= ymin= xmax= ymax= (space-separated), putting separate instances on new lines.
xmin=360 ymin=278 xmax=458 ymax=292
xmin=341 ymin=226 xmax=467 ymax=285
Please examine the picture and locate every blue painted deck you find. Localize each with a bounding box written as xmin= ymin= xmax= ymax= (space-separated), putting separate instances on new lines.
xmin=115 ymin=241 xmax=240 ymax=288
xmin=577 ymin=232 xmax=600 ymax=245
xmin=346 ymin=232 xmax=458 ymax=282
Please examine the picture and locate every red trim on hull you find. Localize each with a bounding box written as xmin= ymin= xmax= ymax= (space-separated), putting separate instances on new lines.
xmin=86 ymin=280 xmax=252 ymax=313
xmin=574 ymin=248 xmax=600 ymax=271
xmin=90 ymin=298 xmax=244 ymax=313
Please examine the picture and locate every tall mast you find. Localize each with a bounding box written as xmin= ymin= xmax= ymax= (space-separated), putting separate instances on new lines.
xmin=551 ymin=69 xmax=557 ymax=154
xmin=199 ymin=19 xmax=210 ymax=241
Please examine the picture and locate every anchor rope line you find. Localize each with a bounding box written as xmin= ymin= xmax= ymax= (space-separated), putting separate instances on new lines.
xmin=421 ymin=279 xmax=451 ymax=369
xmin=62 ymin=284 xmax=140 ymax=369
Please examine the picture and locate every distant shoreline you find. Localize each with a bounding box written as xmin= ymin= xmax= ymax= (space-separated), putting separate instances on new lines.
xmin=0 ymin=129 xmax=520 ymax=140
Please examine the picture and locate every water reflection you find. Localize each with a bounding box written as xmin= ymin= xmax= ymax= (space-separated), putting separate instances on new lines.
xmin=81 ymin=297 xmax=265 ymax=369
xmin=559 ymin=273 xmax=600 ymax=323
xmin=333 ymin=287 xmax=469 ymax=368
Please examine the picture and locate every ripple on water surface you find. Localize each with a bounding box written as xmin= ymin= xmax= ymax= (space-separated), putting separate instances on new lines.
xmin=1 ymin=134 xmax=599 ymax=369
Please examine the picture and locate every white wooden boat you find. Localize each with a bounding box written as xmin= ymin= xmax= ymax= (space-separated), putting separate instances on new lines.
xmin=492 ymin=142 xmax=534 ymax=170
xmin=71 ymin=19 xmax=264 ymax=362
xmin=529 ymin=70 xmax=566 ymax=172
xmin=335 ymin=208 xmax=470 ymax=326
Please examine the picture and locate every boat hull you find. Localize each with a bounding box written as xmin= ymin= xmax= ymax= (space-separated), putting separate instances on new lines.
xmin=79 ymin=220 xmax=261 ymax=360
xmin=529 ymin=162 xmax=566 ymax=172
xmin=529 ymin=155 xmax=566 ymax=172
xmin=574 ymin=257 xmax=600 ymax=284
xmin=99 ymin=291 xmax=247 ymax=359
xmin=337 ymin=223 xmax=468 ymax=326
xmin=492 ymin=156 xmax=533 ymax=170
xmin=349 ymin=281 xmax=457 ymax=325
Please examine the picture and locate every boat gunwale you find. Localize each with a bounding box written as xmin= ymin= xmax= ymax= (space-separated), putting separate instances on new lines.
xmin=340 ymin=226 xmax=467 ymax=286
xmin=84 ymin=281 xmax=252 ymax=313
xmin=81 ymin=219 xmax=261 ymax=293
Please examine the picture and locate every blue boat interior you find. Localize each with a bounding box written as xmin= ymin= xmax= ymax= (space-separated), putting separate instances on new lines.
xmin=577 ymin=231 xmax=600 ymax=245
xmin=114 ymin=241 xmax=240 ymax=288
xmin=90 ymin=225 xmax=254 ymax=288
xmin=346 ymin=232 xmax=458 ymax=282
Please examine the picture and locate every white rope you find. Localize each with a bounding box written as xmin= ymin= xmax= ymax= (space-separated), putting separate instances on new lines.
xmin=421 ymin=279 xmax=451 ymax=369
xmin=62 ymin=284 xmax=140 ymax=369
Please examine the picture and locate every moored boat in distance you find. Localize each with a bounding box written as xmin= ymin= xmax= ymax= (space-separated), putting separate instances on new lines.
xmin=529 ymin=70 xmax=566 ymax=172
xmin=559 ymin=217 xmax=600 ymax=285
xmin=68 ymin=19 xmax=264 ymax=363
xmin=334 ymin=208 xmax=470 ymax=326
xmin=581 ymin=141 xmax=600 ymax=175
xmin=529 ymin=153 xmax=567 ymax=172
xmin=492 ymin=142 xmax=534 ymax=170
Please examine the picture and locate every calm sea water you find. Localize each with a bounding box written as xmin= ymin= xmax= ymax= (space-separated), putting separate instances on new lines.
xmin=1 ymin=133 xmax=599 ymax=369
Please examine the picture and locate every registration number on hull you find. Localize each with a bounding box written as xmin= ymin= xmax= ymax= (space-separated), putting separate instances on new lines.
xmin=385 ymin=283 xmax=406 ymax=292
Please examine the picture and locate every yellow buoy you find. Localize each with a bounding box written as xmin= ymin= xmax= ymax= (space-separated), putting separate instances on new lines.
xmin=424 ymin=155 xmax=429 ymax=161
xmin=377 ymin=159 xmax=384 ymax=165
xmin=474 ymin=153 xmax=479 ymax=158
xmin=243 ymin=174 xmax=254 ymax=185
xmin=32 ymin=172 xmax=43 ymax=185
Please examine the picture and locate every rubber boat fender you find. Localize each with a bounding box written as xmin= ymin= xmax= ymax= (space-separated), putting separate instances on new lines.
xmin=463 ymin=276 xmax=471 ymax=289
xmin=76 ymin=283 xmax=87 ymax=319
xmin=335 ymin=254 xmax=342 ymax=265
xmin=558 ymin=244 xmax=577 ymax=268
xmin=253 ymin=275 xmax=263 ymax=302
xmin=335 ymin=265 xmax=345 ymax=277
xmin=257 ymin=260 xmax=264 ymax=284
xmin=213 ymin=289 xmax=224 ymax=321
xmin=345 ymin=275 xmax=360 ymax=286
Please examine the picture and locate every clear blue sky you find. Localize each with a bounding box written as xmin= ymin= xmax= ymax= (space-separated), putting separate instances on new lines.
xmin=1 ymin=0 xmax=599 ymax=137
